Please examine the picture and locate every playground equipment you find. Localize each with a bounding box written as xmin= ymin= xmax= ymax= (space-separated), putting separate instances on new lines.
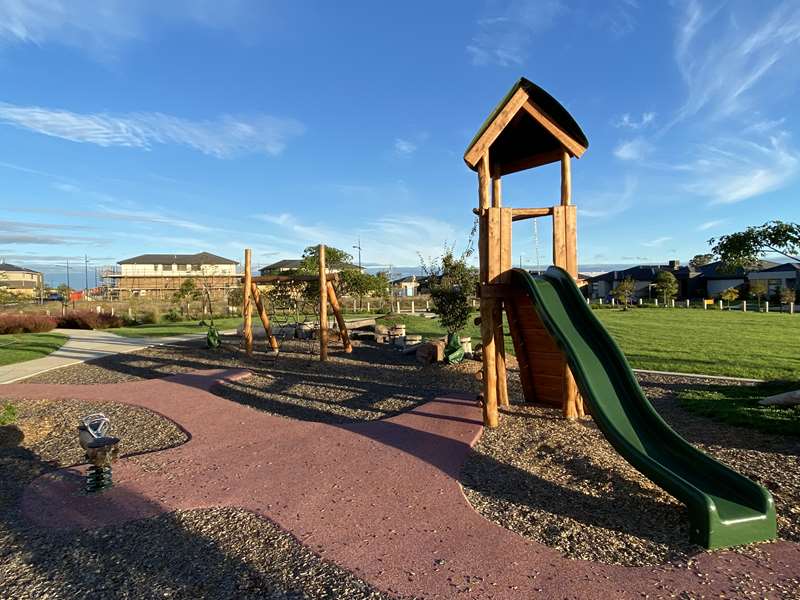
xmin=241 ymin=245 xmax=352 ymax=360
xmin=466 ymin=78 xmax=776 ymax=549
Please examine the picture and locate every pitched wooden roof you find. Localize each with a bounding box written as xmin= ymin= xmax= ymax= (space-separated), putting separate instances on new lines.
xmin=119 ymin=252 xmax=237 ymax=265
xmin=464 ymin=78 xmax=588 ymax=176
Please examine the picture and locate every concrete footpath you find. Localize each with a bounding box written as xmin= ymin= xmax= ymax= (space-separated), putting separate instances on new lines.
xmin=0 ymin=328 xmax=208 ymax=384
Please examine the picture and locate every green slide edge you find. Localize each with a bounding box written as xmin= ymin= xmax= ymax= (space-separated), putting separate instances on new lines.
xmin=511 ymin=266 xmax=776 ymax=549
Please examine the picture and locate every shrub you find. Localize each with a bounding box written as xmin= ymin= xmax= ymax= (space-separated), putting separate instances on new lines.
xmin=138 ymin=310 xmax=159 ymax=325
xmin=57 ymin=310 xmax=124 ymax=330
xmin=162 ymin=308 xmax=183 ymax=323
xmin=0 ymin=313 xmax=57 ymax=334
xmin=0 ymin=402 xmax=17 ymax=426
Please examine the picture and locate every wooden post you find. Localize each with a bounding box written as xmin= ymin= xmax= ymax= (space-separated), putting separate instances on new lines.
xmin=765 ymin=301 xmax=769 ymax=313
xmin=742 ymin=300 xmax=747 ymax=312
xmin=319 ymin=244 xmax=328 ymax=361
xmin=243 ymin=248 xmax=253 ymax=355
xmin=251 ymin=283 xmax=279 ymax=352
xmin=326 ymin=281 xmax=353 ymax=353
xmin=478 ymin=155 xmax=498 ymax=428
xmin=560 ymin=151 xmax=571 ymax=206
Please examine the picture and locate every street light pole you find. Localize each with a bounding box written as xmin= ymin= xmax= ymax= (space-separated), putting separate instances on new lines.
xmin=352 ymin=237 xmax=362 ymax=270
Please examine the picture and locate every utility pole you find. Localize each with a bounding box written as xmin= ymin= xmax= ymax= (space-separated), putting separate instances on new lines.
xmin=66 ymin=258 xmax=70 ymax=290
xmin=352 ymin=237 xmax=362 ymax=270
xmin=84 ymin=254 xmax=89 ymax=299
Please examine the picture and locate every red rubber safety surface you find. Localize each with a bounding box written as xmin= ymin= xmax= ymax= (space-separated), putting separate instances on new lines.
xmin=3 ymin=370 xmax=798 ymax=599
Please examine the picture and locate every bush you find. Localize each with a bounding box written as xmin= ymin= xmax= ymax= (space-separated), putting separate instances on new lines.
xmin=0 ymin=313 xmax=57 ymax=334
xmin=0 ymin=402 xmax=17 ymax=426
xmin=161 ymin=308 xmax=183 ymax=323
xmin=57 ymin=310 xmax=124 ymax=330
xmin=138 ymin=310 xmax=159 ymax=325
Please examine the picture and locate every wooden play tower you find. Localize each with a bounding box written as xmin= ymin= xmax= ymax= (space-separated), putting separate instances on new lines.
xmin=464 ymin=78 xmax=589 ymax=427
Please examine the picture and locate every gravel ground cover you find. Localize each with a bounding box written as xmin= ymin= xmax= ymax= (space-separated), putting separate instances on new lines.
xmin=461 ymin=372 xmax=800 ymax=567
xmin=0 ymin=398 xmax=389 ymax=599
xmin=23 ymin=337 xmax=485 ymax=424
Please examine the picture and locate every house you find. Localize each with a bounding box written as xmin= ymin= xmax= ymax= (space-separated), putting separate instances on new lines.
xmin=746 ymin=263 xmax=799 ymax=298
xmin=391 ymin=275 xmax=420 ymax=297
xmin=259 ymin=258 xmax=362 ymax=276
xmin=697 ymin=260 xmax=778 ymax=298
xmin=103 ymin=252 xmax=239 ymax=299
xmin=0 ymin=262 xmax=43 ymax=298
xmin=587 ymin=261 xmax=700 ymax=300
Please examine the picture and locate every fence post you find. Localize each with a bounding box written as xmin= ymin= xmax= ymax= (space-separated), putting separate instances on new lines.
xmin=396 ymin=301 xmax=400 ymax=313
xmin=611 ymin=298 xmax=615 ymax=306
xmin=791 ymin=302 xmax=795 ymax=314
xmin=765 ymin=301 xmax=769 ymax=313
xmin=718 ymin=299 xmax=723 ymax=310
xmin=638 ymin=298 xmax=642 ymax=306
xmin=703 ymin=300 xmax=707 ymax=310
xmin=411 ymin=300 xmax=415 ymax=315
xmin=654 ymin=298 xmax=659 ymax=307
xmin=742 ymin=300 xmax=747 ymax=312
xmin=685 ymin=299 xmax=690 ymax=308
xmin=367 ymin=301 xmax=370 ymax=312
xmin=426 ymin=300 xmax=430 ymax=311
xmin=599 ymin=298 xmax=603 ymax=305
xmin=671 ymin=299 xmax=675 ymax=308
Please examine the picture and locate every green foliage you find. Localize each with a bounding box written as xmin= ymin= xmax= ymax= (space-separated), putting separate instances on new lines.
xmin=300 ymin=245 xmax=354 ymax=272
xmin=338 ymin=270 xmax=389 ymax=300
xmin=420 ymin=243 xmax=477 ymax=335
xmin=138 ymin=310 xmax=159 ymax=325
xmin=710 ymin=220 xmax=800 ymax=270
xmin=749 ymin=280 xmax=768 ymax=309
xmin=227 ymin=286 xmax=243 ymax=308
xmin=0 ymin=402 xmax=17 ymax=426
xmin=654 ymin=270 xmax=679 ymax=304
xmin=779 ymin=286 xmax=797 ymax=305
xmin=161 ymin=308 xmax=183 ymax=323
xmin=172 ymin=279 xmax=197 ymax=303
xmin=206 ymin=323 xmax=220 ymax=348
xmin=611 ymin=277 xmax=635 ymax=307
xmin=689 ymin=253 xmax=714 ymax=269
xmin=56 ymin=283 xmax=71 ymax=305
xmin=720 ymin=287 xmax=739 ymax=306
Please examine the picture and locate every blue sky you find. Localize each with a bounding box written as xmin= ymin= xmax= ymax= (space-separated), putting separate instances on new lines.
xmin=0 ymin=0 xmax=799 ymax=286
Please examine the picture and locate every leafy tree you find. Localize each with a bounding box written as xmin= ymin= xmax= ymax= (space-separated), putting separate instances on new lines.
xmin=779 ymin=286 xmax=797 ymax=306
xmin=56 ymin=283 xmax=72 ymax=308
xmin=720 ymin=286 xmax=739 ymax=308
xmin=420 ymin=244 xmax=477 ymax=335
xmin=227 ymin=286 xmax=243 ymax=309
xmin=749 ymin=280 xmax=768 ymax=310
xmin=611 ymin=277 xmax=635 ymax=309
xmin=172 ymin=278 xmax=200 ymax=316
xmin=710 ymin=221 xmax=800 ymax=270
xmin=296 ymin=245 xmax=355 ymax=303
xmin=654 ymin=270 xmax=679 ymax=304
xmin=689 ymin=253 xmax=714 ymax=269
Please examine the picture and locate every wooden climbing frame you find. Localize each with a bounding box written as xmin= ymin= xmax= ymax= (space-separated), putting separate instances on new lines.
xmin=241 ymin=244 xmax=353 ymax=360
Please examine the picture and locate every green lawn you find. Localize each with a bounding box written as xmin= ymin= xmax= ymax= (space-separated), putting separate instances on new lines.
xmin=675 ymin=381 xmax=800 ymax=436
xmin=0 ymin=333 xmax=68 ymax=366
xmin=108 ymin=317 xmax=244 ymax=338
xmin=381 ymin=308 xmax=799 ymax=381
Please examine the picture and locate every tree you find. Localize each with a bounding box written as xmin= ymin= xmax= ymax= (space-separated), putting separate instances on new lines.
xmin=779 ymin=286 xmax=796 ymax=306
xmin=172 ymin=278 xmax=200 ymax=316
xmin=227 ymin=286 xmax=243 ymax=309
xmin=654 ymin=270 xmax=679 ymax=304
xmin=749 ymin=280 xmax=768 ymax=310
xmin=710 ymin=221 xmax=800 ymax=270
xmin=611 ymin=277 xmax=635 ymax=309
xmin=420 ymin=244 xmax=478 ymax=335
xmin=720 ymin=287 xmax=739 ymax=308
xmin=689 ymin=253 xmax=714 ymax=269
xmin=296 ymin=245 xmax=355 ymax=303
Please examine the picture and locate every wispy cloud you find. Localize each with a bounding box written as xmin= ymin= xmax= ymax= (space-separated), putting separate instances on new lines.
xmin=614 ymin=112 xmax=655 ymax=130
xmin=256 ymin=213 xmax=329 ymax=241
xmin=0 ymin=0 xmax=264 ymax=59
xmin=578 ymin=175 xmax=637 ymax=219
xmin=642 ymin=236 xmax=672 ymax=247
xmin=393 ymin=138 xmax=417 ymax=156
xmin=682 ymin=133 xmax=799 ymax=204
xmin=467 ymin=0 xmax=564 ymax=66
xmin=614 ymin=137 xmax=654 ymax=161
xmin=0 ymin=102 xmax=305 ymax=158
xmin=672 ymin=0 xmax=800 ymax=124
xmin=696 ymin=219 xmax=725 ymax=231
xmin=52 ymin=182 xmax=79 ymax=193
xmin=10 ymin=205 xmax=212 ymax=232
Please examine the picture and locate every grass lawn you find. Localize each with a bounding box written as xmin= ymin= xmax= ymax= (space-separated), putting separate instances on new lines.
xmin=0 ymin=333 xmax=68 ymax=366
xmin=380 ymin=308 xmax=799 ymax=381
xmin=675 ymin=380 xmax=800 ymax=436
xmin=108 ymin=317 xmax=244 ymax=338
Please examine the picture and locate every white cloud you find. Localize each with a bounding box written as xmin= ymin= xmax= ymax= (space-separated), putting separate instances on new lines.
xmin=672 ymin=0 xmax=800 ymax=124
xmin=393 ymin=138 xmax=417 ymax=156
xmin=256 ymin=213 xmax=328 ymax=241
xmin=0 ymin=102 xmax=305 ymax=158
xmin=578 ymin=175 xmax=637 ymax=219
xmin=642 ymin=236 xmax=672 ymax=247
xmin=0 ymin=0 xmax=263 ymax=58
xmin=614 ymin=112 xmax=655 ymax=130
xmin=52 ymin=182 xmax=79 ymax=193
xmin=682 ymin=133 xmax=799 ymax=204
xmin=696 ymin=219 xmax=725 ymax=231
xmin=467 ymin=0 xmax=564 ymax=66
xmin=613 ymin=137 xmax=654 ymax=161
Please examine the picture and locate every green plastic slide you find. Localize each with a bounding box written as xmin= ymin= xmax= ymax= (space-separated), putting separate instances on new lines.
xmin=512 ymin=266 xmax=776 ymax=549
